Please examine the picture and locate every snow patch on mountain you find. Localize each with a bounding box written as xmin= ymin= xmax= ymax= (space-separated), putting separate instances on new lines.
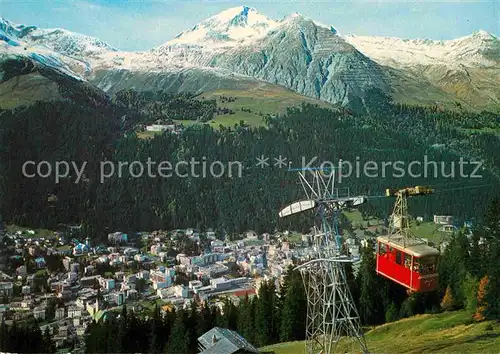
xmin=281 ymin=12 xmax=337 ymax=35
xmin=0 ymin=17 xmax=36 ymax=43
xmin=25 ymin=28 xmax=117 ymax=57
xmin=0 ymin=18 xmax=86 ymax=81
xmin=344 ymin=30 xmax=499 ymax=68
xmin=164 ymin=6 xmax=278 ymax=49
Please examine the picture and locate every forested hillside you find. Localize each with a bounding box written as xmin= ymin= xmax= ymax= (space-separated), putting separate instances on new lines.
xmin=0 ymin=89 xmax=499 ymax=240
xmin=112 ymin=90 xmax=217 ymax=123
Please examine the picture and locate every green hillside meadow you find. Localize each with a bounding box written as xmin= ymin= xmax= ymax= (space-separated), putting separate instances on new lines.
xmin=261 ymin=311 xmax=500 ymax=353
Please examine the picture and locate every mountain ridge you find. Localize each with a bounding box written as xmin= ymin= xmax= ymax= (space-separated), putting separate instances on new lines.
xmin=344 ymin=30 xmax=500 ymax=109
xmin=1 ymin=7 xmax=498 ymax=111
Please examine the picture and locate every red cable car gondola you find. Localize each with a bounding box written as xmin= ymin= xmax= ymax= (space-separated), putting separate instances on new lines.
xmin=376 ymin=235 xmax=439 ymax=292
xmin=376 ymin=186 xmax=439 ymax=293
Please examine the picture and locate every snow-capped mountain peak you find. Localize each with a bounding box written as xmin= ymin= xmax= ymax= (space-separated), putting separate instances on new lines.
xmin=0 ymin=16 xmax=119 ymax=83
xmin=471 ymin=30 xmax=495 ymax=40
xmin=209 ymin=6 xmax=266 ymax=27
xmin=164 ymin=6 xmax=278 ymax=48
xmin=344 ymin=30 xmax=499 ymax=68
xmin=279 ymin=12 xmax=338 ymax=35
xmin=1 ymin=16 xmax=116 ymax=59
xmin=25 ymin=27 xmax=117 ymax=57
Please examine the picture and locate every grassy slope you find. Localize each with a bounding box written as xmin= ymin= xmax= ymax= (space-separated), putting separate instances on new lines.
xmin=344 ymin=210 xmax=381 ymax=227
xmin=387 ymin=65 xmax=500 ymax=113
xmin=261 ymin=310 xmax=500 ymax=353
xmin=0 ymin=73 xmax=62 ymax=109
xmin=136 ymin=86 xmax=335 ymax=138
xmin=343 ymin=210 xmax=450 ymax=245
xmin=195 ymin=86 xmax=335 ymax=128
xmin=5 ymin=224 xmax=56 ymax=238
xmin=410 ymin=222 xmax=450 ymax=245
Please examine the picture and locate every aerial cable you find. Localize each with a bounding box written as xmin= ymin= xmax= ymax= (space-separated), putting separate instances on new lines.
xmin=433 ymin=183 xmax=496 ymax=194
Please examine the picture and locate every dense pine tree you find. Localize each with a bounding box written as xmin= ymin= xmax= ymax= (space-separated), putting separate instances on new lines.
xmin=41 ymin=327 xmax=56 ymax=353
xmin=196 ymin=303 xmax=214 ymax=341
xmin=357 ymin=242 xmax=385 ymax=325
xmin=149 ymin=305 xmax=164 ymax=354
xmin=165 ymin=309 xmax=189 ymax=354
xmin=0 ymin=318 xmax=8 ymax=352
xmin=255 ymin=280 xmax=280 ymax=347
xmin=187 ymin=301 xmax=200 ymax=353
xmin=384 ymin=302 xmax=399 ymax=323
xmin=280 ymin=269 xmax=306 ymax=342
xmin=439 ymin=232 xmax=469 ymax=308
xmin=482 ymin=197 xmax=500 ymax=320
xmin=237 ymin=295 xmax=256 ymax=345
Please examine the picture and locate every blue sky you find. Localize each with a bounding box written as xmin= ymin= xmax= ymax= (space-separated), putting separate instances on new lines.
xmin=1 ymin=0 xmax=498 ymax=51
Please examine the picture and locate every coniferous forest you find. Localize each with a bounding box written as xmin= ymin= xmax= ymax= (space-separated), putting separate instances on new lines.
xmin=1 ymin=89 xmax=500 ymax=352
xmin=1 ymin=90 xmax=499 ymax=240
xmin=2 ymin=195 xmax=498 ymax=353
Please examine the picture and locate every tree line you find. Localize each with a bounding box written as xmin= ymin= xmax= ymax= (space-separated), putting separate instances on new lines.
xmin=112 ymin=90 xmax=217 ymax=123
xmin=0 ymin=91 xmax=499 ymax=240
xmin=83 ymin=267 xmax=306 ymax=353
xmin=0 ymin=320 xmax=55 ymax=353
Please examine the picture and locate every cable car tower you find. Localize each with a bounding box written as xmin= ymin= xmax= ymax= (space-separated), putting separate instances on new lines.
xmin=279 ymin=168 xmax=369 ymax=354
xmin=385 ymin=186 xmax=433 ymax=247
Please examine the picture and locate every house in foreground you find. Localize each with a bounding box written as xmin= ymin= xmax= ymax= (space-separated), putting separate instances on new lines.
xmin=197 ymin=327 xmax=259 ymax=354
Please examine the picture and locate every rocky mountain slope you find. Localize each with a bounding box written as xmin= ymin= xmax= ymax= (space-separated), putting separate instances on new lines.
xmin=0 ymin=18 xmax=109 ymax=109
xmin=150 ymin=10 xmax=389 ymax=109
xmin=345 ymin=31 xmax=500 ymax=109
xmin=1 ymin=6 xmax=498 ymax=111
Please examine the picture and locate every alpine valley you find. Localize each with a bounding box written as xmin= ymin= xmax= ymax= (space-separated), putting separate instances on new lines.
xmin=1 ymin=5 xmax=499 ymax=112
xmin=2 ymin=6 xmax=500 ymax=354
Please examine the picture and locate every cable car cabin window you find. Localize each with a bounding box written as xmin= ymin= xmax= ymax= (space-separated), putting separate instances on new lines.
xmin=404 ymin=253 xmax=412 ymax=268
xmin=378 ymin=243 xmax=387 ymax=255
xmin=412 ymin=259 xmax=421 ymax=272
xmin=395 ymin=250 xmax=402 ymax=265
xmin=387 ymin=246 xmax=395 ymax=262
xmin=412 ymin=256 xmax=437 ymax=274
xmin=419 ymin=256 xmax=437 ymax=274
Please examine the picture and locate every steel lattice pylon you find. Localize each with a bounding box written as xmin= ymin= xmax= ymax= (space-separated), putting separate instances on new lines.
xmin=280 ymin=169 xmax=369 ymax=354
xmin=387 ymin=188 xmax=429 ymax=248
xmin=299 ymin=256 xmax=367 ymax=354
